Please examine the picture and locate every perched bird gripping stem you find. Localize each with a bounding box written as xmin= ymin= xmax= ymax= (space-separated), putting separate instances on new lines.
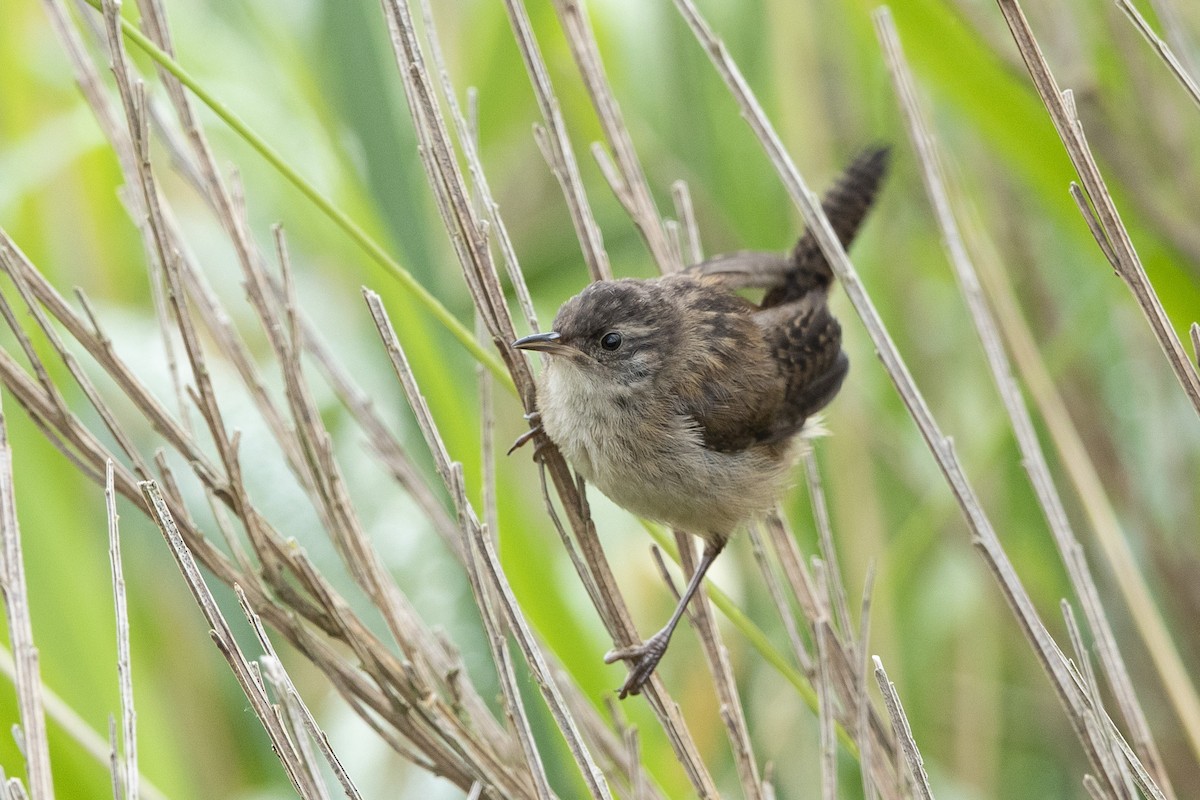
xmin=514 ymin=147 xmax=890 ymax=698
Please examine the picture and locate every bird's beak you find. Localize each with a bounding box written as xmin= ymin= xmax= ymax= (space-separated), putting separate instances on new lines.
xmin=512 ymin=331 xmax=571 ymax=355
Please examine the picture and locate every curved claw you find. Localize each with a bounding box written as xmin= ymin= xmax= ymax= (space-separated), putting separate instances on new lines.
xmin=605 ymin=631 xmax=670 ymax=699
xmin=507 ymin=411 xmax=544 ymax=457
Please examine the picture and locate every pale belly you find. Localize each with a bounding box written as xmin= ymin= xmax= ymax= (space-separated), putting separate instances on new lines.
xmin=538 ymin=368 xmax=799 ymax=538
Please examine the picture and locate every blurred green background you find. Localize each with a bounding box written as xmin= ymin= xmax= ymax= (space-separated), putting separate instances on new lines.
xmin=1 ymin=0 xmax=1199 ymax=797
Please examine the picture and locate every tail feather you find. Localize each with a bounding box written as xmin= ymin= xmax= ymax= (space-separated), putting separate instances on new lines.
xmin=762 ymin=145 xmax=890 ymax=308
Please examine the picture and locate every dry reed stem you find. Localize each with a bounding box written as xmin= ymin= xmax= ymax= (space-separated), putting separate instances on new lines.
xmin=0 ymin=645 xmax=166 ymax=798
xmin=992 ymin=0 xmax=1200 ymax=418
xmin=874 ymin=9 xmax=1175 ymax=795
xmin=747 ymin=525 xmax=811 ymax=675
xmin=756 ymin=506 xmax=903 ymax=798
xmin=814 ymin=617 xmax=838 ymax=800
xmin=805 ymin=453 xmax=853 ymax=643
xmin=364 ymin=290 xmax=611 ymax=798
xmin=672 ymin=0 xmax=1167 ymax=795
xmin=966 ymin=194 xmax=1194 ymax=788
xmin=1116 ymin=0 xmax=1200 ymax=112
xmin=546 ymin=0 xmax=676 ymax=271
xmin=468 ymin=322 xmax=556 ymax=799
xmin=672 ymin=531 xmax=764 ymax=800
xmin=138 ymin=482 xmax=314 ymax=796
xmin=105 ymin=462 xmax=138 ymax=800
xmin=857 ymin=565 xmax=879 ymax=800
xmin=374 ymin=0 xmax=718 ymax=791
xmin=239 ymin=587 xmax=364 ymax=800
xmin=499 ymin=0 xmax=612 ymax=283
xmin=1063 ymin=603 xmax=1137 ymax=800
xmin=0 ymin=394 xmax=52 ymax=800
xmin=420 ymin=2 xmax=542 ymax=327
xmin=1147 ymin=0 xmax=1200 ymax=78
xmin=873 ymin=657 xmax=934 ymax=800
xmin=671 ymin=181 xmax=703 ymax=267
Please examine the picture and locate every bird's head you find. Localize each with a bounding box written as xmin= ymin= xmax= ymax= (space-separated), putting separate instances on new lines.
xmin=512 ymin=278 xmax=684 ymax=390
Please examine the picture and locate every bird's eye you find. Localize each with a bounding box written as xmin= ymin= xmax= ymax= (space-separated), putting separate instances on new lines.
xmin=600 ymin=331 xmax=623 ymax=351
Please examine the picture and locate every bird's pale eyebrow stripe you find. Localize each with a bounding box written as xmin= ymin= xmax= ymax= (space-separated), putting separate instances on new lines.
xmin=610 ymin=324 xmax=656 ymax=340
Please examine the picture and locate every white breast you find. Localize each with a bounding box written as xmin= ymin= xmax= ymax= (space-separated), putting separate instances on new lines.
xmin=536 ymin=361 xmax=799 ymax=538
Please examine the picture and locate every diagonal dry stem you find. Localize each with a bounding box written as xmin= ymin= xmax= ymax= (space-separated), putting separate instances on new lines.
xmin=874 ymin=9 xmax=1177 ymax=794
xmin=374 ymin=0 xmax=719 ymax=791
xmin=993 ymin=0 xmax=1200 ymax=418
xmin=0 ymin=392 xmax=53 ymax=800
xmin=105 ymin=462 xmax=138 ymax=800
xmin=873 ymin=657 xmax=934 ymax=800
xmin=673 ymin=531 xmax=764 ymax=800
xmin=499 ymin=0 xmax=612 ymax=283
xmin=1116 ymin=0 xmax=1200 ymax=112
xmin=671 ymin=0 xmax=1167 ymax=794
xmin=547 ymin=0 xmax=676 ymax=271
xmin=365 ymin=289 xmax=612 ymax=798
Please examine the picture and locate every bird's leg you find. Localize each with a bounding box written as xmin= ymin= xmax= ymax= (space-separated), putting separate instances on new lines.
xmin=506 ymin=411 xmax=545 ymax=458
xmin=605 ymin=538 xmax=726 ymax=699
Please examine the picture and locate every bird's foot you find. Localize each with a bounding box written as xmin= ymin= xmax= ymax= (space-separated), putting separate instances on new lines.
xmin=604 ymin=629 xmax=671 ymax=699
xmin=507 ymin=411 xmax=546 ymax=459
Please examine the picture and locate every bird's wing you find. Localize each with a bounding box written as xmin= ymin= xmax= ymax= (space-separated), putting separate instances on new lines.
xmin=686 ymin=250 xmax=794 ymax=291
xmin=752 ymin=294 xmax=849 ymax=444
xmin=665 ymin=282 xmax=787 ymax=453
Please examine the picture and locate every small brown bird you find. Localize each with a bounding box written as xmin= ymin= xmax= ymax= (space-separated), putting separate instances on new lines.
xmin=514 ymin=147 xmax=889 ymax=698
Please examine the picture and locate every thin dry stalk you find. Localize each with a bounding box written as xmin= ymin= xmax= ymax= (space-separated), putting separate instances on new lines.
xmin=670 ymin=181 xmax=704 ymax=267
xmin=756 ymin=510 xmax=903 ymax=799
xmin=857 ymin=565 xmax=879 ymax=800
xmin=474 ymin=336 xmax=554 ymax=799
xmin=759 ymin=509 xmax=903 ymax=799
xmin=804 ymin=452 xmax=853 ymax=642
xmin=0 ymin=648 xmax=167 ymax=800
xmin=419 ymin=2 xmax=541 ymax=327
xmin=105 ymin=462 xmax=137 ymax=800
xmin=108 ymin=718 xmax=120 ymax=800
xmin=874 ymin=9 xmax=1175 ymax=794
xmin=470 ymin=295 xmax=557 ymax=798
xmin=814 ymin=617 xmax=838 ymax=800
xmin=1146 ymin=0 xmax=1200 ymax=78
xmin=747 ymin=525 xmax=811 ymax=675
xmin=873 ymin=657 xmax=934 ymax=800
xmin=1062 ymin=603 xmax=1137 ymax=800
xmin=670 ymin=0 xmax=1165 ymax=795
xmin=374 ymin=0 xmax=717 ymax=791
xmin=1115 ymin=0 xmax=1200 ymax=112
xmin=992 ymin=0 xmax=1200 ymax=418
xmin=239 ymin=587 xmax=363 ymax=800
xmin=139 ymin=481 xmax=314 ymax=797
xmin=498 ymin=0 xmax=611 ymax=283
xmin=263 ymin=660 xmax=334 ymax=800
xmin=546 ymin=0 xmax=676 ymax=271
xmin=672 ymin=531 xmax=764 ymax=800
xmin=364 ymin=290 xmax=611 ymax=799
xmin=0 ymin=395 xmax=52 ymax=800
